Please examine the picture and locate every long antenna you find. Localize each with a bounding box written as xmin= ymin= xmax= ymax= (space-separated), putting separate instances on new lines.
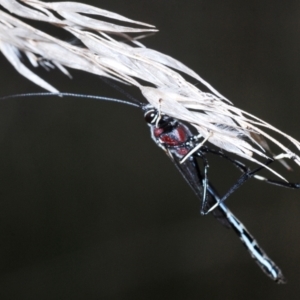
xmin=0 ymin=92 xmax=143 ymax=108
xmin=99 ymin=76 xmax=143 ymax=106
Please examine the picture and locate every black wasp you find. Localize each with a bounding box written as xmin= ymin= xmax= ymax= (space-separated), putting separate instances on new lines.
xmin=143 ymin=104 xmax=290 ymax=284
xmin=2 ymin=92 xmax=300 ymax=283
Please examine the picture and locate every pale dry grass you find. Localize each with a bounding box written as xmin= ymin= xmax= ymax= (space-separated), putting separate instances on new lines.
xmin=1 ymin=0 xmax=300 ymax=177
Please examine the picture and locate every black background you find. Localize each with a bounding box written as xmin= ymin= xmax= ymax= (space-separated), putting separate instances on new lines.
xmin=1 ymin=1 xmax=300 ymax=299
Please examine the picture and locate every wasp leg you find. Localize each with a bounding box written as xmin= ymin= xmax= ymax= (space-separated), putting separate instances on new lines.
xmin=205 ymin=159 xmax=274 ymax=214
xmin=201 ymin=147 xmax=300 ymax=209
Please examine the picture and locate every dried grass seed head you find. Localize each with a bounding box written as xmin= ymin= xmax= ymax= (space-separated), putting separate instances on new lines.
xmin=1 ymin=0 xmax=300 ymax=176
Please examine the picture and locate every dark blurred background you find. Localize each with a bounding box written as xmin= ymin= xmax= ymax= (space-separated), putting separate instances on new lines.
xmin=1 ymin=0 xmax=300 ymax=299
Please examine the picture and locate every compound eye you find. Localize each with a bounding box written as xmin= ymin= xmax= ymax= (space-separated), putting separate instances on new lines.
xmin=144 ymin=110 xmax=158 ymax=124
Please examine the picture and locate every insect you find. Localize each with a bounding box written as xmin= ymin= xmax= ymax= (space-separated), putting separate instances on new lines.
xmin=3 ymin=91 xmax=299 ymax=283
xmin=142 ymin=103 xmax=297 ymax=284
xmin=1 ymin=0 xmax=300 ymax=286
